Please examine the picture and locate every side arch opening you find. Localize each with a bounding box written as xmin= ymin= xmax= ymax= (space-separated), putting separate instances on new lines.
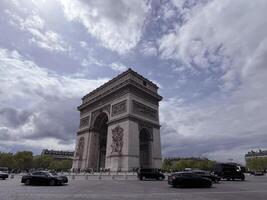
xmin=92 ymin=112 xmax=108 ymax=171
xmin=139 ymin=128 xmax=152 ymax=168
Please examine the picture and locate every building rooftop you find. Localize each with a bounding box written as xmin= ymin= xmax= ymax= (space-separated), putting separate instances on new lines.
xmin=245 ymin=150 xmax=267 ymax=157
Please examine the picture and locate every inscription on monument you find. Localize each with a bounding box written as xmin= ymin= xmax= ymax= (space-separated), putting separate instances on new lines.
xmin=132 ymin=100 xmax=158 ymax=121
xmin=79 ymin=116 xmax=89 ymax=128
xmin=111 ymin=125 xmax=124 ymax=153
xmin=112 ymin=100 xmax=127 ymax=116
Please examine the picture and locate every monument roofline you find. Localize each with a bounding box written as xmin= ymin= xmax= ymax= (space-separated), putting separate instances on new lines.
xmin=80 ymin=68 xmax=162 ymax=106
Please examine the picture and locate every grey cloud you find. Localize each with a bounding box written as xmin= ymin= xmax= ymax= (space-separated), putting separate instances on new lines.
xmin=161 ymin=120 xmax=267 ymax=161
xmin=0 ymin=128 xmax=11 ymax=140
xmin=59 ymin=0 xmax=149 ymax=54
xmin=0 ymin=47 xmax=106 ymax=151
xmin=0 ymin=107 xmax=32 ymax=128
xmin=160 ymin=63 xmax=267 ymax=163
xmin=25 ymin=98 xmax=79 ymax=142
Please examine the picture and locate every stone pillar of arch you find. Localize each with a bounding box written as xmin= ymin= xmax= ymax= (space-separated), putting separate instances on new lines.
xmin=72 ymin=69 xmax=162 ymax=172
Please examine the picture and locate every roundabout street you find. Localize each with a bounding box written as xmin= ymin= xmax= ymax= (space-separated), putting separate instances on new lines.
xmin=0 ymin=174 xmax=266 ymax=200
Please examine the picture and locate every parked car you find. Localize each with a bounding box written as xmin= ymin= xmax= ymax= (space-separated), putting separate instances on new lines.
xmin=252 ymin=171 xmax=265 ymax=176
xmin=168 ymin=171 xmax=212 ymax=188
xmin=212 ymin=163 xmax=245 ymax=181
xmin=137 ymin=168 xmax=165 ymax=180
xmin=0 ymin=171 xmax=9 ymax=180
xmin=190 ymin=169 xmax=220 ymax=183
xmin=21 ymin=171 xmax=68 ymax=186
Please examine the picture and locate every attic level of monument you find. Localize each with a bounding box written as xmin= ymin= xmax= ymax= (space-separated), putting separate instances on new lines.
xmin=79 ymin=68 xmax=162 ymax=109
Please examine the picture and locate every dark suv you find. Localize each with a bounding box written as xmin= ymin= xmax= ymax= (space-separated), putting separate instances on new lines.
xmin=213 ymin=163 xmax=245 ymax=181
xmin=137 ymin=168 xmax=165 ymax=180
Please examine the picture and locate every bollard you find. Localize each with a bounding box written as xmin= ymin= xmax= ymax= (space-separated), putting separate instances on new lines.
xmin=112 ymin=175 xmax=115 ymax=180
xmin=72 ymin=175 xmax=75 ymax=180
xmin=85 ymin=175 xmax=89 ymax=180
xmin=98 ymin=174 xmax=102 ymax=180
xmin=124 ymin=175 xmax=127 ymax=180
xmin=10 ymin=174 xmax=14 ymax=179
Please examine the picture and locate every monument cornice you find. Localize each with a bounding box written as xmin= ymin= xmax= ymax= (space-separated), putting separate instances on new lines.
xmin=106 ymin=154 xmax=140 ymax=158
xmin=77 ymin=128 xmax=90 ymax=135
xmin=107 ymin=114 xmax=161 ymax=129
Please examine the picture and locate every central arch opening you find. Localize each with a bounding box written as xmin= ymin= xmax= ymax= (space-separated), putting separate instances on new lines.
xmin=93 ymin=112 xmax=108 ymax=171
xmin=139 ymin=128 xmax=152 ymax=168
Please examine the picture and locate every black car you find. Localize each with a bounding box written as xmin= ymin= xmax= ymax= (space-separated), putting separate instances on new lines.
xmin=0 ymin=171 xmax=9 ymax=180
xmin=212 ymin=163 xmax=245 ymax=181
xmin=21 ymin=171 xmax=68 ymax=186
xmin=137 ymin=168 xmax=165 ymax=180
xmin=168 ymin=172 xmax=212 ymax=188
xmin=191 ymin=170 xmax=220 ymax=183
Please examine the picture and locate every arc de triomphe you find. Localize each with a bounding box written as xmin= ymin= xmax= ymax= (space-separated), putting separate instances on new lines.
xmin=72 ymin=69 xmax=162 ymax=171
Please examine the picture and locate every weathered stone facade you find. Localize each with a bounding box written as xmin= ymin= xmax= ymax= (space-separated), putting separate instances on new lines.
xmin=72 ymin=69 xmax=162 ymax=171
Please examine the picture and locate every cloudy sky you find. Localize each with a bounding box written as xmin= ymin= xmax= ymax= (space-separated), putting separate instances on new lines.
xmin=0 ymin=0 xmax=267 ymax=164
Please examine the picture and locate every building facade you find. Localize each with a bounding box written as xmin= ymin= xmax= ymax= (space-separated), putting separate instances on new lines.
xmin=41 ymin=149 xmax=74 ymax=160
xmin=245 ymin=150 xmax=267 ymax=159
xmin=72 ymin=69 xmax=163 ymax=171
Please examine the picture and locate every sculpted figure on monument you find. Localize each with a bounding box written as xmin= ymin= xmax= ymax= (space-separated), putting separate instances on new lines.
xmin=75 ymin=137 xmax=85 ymax=159
xmin=111 ymin=125 xmax=124 ymax=153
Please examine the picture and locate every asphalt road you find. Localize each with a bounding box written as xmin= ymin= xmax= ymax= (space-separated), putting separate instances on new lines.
xmin=0 ymin=174 xmax=267 ymax=200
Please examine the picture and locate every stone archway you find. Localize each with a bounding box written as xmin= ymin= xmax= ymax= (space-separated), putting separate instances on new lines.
xmin=73 ymin=69 xmax=163 ymax=172
xmin=92 ymin=112 xmax=108 ymax=171
xmin=139 ymin=128 xmax=152 ymax=168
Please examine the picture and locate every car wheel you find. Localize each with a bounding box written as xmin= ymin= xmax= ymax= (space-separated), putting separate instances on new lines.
xmin=207 ymin=181 xmax=212 ymax=188
xmin=241 ymin=177 xmax=245 ymax=181
xmin=3 ymin=178 xmax=6 ymax=180
xmin=49 ymin=179 xmax=55 ymax=186
xmin=25 ymin=179 xmax=31 ymax=186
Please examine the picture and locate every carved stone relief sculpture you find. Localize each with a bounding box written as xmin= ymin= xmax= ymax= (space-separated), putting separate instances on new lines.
xmin=75 ymin=137 xmax=85 ymax=160
xmin=79 ymin=116 xmax=89 ymax=128
xmin=132 ymin=100 xmax=158 ymax=121
xmin=111 ymin=125 xmax=124 ymax=153
xmin=112 ymin=100 xmax=127 ymax=116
